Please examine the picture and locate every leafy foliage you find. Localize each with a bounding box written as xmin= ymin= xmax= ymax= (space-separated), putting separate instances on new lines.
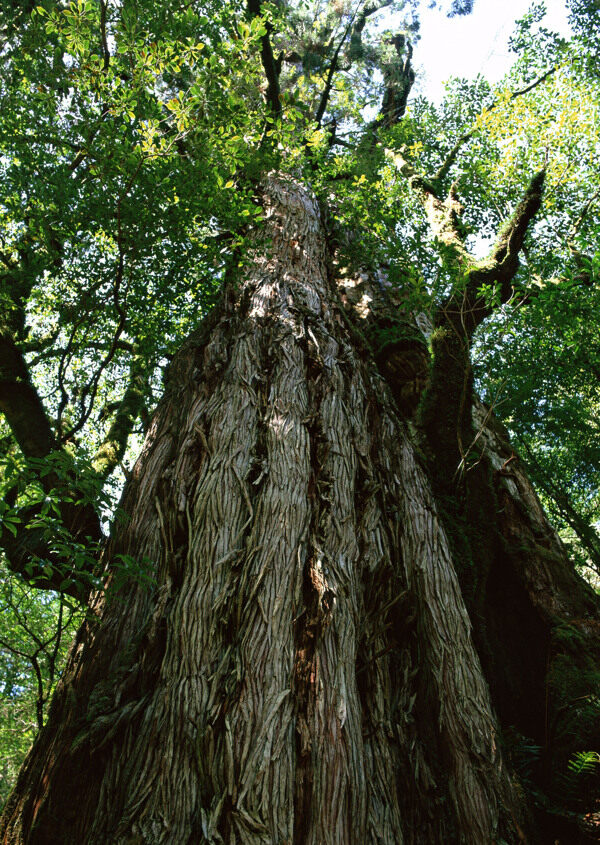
xmin=0 ymin=565 xmax=83 ymax=807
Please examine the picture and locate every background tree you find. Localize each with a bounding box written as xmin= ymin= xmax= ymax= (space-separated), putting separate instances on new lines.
xmin=0 ymin=0 xmax=599 ymax=842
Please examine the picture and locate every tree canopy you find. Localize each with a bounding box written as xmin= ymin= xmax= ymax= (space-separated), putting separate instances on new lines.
xmin=1 ymin=0 xmax=600 ymax=821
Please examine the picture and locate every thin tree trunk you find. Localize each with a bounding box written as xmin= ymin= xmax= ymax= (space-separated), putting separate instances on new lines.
xmin=2 ymin=177 xmax=598 ymax=844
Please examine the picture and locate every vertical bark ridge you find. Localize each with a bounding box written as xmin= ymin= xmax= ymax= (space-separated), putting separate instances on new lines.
xmin=392 ymin=420 xmax=510 ymax=841
xmin=335 ymin=264 xmax=525 ymax=840
xmin=299 ymin=332 xmax=369 ymax=844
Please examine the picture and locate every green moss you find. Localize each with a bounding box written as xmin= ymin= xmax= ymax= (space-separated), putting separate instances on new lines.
xmin=417 ymin=326 xmax=472 ymax=488
xmin=364 ymin=317 xmax=427 ymax=356
xmin=551 ymin=621 xmax=589 ymax=653
xmin=413 ymin=323 xmax=508 ymax=668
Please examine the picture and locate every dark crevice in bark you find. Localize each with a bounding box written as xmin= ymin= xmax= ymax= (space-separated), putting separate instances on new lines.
xmin=292 ymin=560 xmax=319 ymax=845
xmin=292 ymin=316 xmax=326 ymax=845
xmin=483 ymin=539 xmax=550 ymax=740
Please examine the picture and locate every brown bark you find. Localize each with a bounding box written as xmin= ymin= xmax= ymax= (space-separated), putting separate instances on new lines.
xmin=1 ymin=177 xmax=598 ymax=844
xmin=0 ymin=333 xmax=57 ymax=461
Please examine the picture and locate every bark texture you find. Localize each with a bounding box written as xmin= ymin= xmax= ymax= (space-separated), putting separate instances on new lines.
xmin=1 ymin=177 xmax=599 ymax=844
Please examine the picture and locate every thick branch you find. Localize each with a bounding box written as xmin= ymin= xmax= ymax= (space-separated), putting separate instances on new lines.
xmin=379 ymin=36 xmax=414 ymax=128
xmin=247 ymin=0 xmax=282 ymax=117
xmin=472 ymin=170 xmax=545 ymax=290
xmin=397 ymin=144 xmax=545 ymax=339
xmin=423 ymin=180 xmax=470 ymax=264
xmin=354 ymin=0 xmax=394 ymax=33
xmin=0 ymin=500 xmax=101 ymax=601
xmin=394 ymin=150 xmax=471 ymax=266
xmin=436 ymin=170 xmax=545 ymax=337
xmin=92 ymin=355 xmax=147 ymax=480
xmin=0 ymin=334 xmax=57 ymax=461
xmin=0 ymin=335 xmax=102 ymax=600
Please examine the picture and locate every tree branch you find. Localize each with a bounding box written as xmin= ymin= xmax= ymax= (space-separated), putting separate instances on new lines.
xmin=313 ymin=17 xmax=356 ymax=129
xmin=0 ymin=334 xmax=57 ymax=461
xmin=99 ymin=0 xmax=110 ymax=72
xmin=474 ymin=169 xmax=545 ymax=288
xmin=60 ymin=161 xmax=141 ymax=443
xmin=431 ymin=130 xmax=473 ymax=189
xmin=521 ymin=440 xmax=600 ymax=575
xmin=438 ymin=169 xmax=546 ymax=337
xmin=394 ymin=131 xmax=545 ymax=335
xmin=394 ymin=146 xmax=470 ymax=267
xmin=247 ymin=0 xmax=282 ymax=117
xmin=92 ymin=354 xmax=147 ymax=480
xmin=378 ymin=35 xmax=414 ymax=128
xmin=309 ymin=1 xmax=397 ymax=144
xmin=0 ymin=335 xmax=103 ymax=600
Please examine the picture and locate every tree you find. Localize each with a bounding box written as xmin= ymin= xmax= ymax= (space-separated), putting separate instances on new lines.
xmin=1 ymin=0 xmax=599 ymax=842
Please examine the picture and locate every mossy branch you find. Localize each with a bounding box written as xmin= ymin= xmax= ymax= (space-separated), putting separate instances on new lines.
xmin=433 ymin=169 xmax=545 ymax=337
xmin=247 ymin=0 xmax=282 ymax=117
xmin=92 ymin=354 xmax=148 ymax=480
xmin=462 ymin=169 xmax=545 ymax=326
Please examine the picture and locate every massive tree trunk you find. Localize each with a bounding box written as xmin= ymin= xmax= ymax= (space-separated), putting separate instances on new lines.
xmin=2 ymin=177 xmax=599 ymax=844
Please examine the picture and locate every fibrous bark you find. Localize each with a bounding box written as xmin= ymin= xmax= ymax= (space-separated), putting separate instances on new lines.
xmin=1 ymin=177 xmax=598 ymax=844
